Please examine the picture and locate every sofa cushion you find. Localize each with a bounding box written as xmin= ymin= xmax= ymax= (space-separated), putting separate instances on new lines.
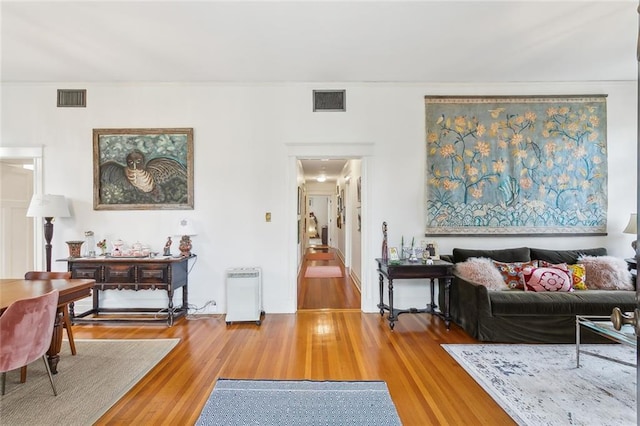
xmin=530 ymin=247 xmax=607 ymax=264
xmin=578 ymin=255 xmax=634 ymax=290
xmin=521 ymin=266 xmax=573 ymax=292
xmin=453 ymin=247 xmax=531 ymax=264
xmin=489 ymin=290 xmax=636 ymax=316
xmin=493 ymin=260 xmax=537 ymax=290
xmin=538 ymin=261 xmax=588 ymax=290
xmin=455 ymin=258 xmax=506 ymax=291
xmin=567 ymin=264 xmax=587 ymax=290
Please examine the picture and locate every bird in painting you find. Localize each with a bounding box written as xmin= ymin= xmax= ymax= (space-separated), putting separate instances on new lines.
xmin=488 ymin=107 xmax=505 ymax=118
xmin=100 ymin=149 xmax=187 ymax=201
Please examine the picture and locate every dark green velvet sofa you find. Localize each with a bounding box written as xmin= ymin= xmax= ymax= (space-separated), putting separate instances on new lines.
xmin=439 ymin=247 xmax=636 ymax=343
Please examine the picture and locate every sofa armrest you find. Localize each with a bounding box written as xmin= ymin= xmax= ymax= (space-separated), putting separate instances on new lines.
xmin=441 ymin=272 xmax=493 ymax=339
xmin=440 ymin=254 xmax=454 ymax=263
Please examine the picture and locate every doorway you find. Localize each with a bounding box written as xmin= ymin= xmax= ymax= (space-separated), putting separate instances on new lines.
xmin=289 ymin=143 xmax=373 ymax=312
xmin=0 ymin=147 xmax=42 ymax=277
xmin=308 ymin=195 xmax=329 ymax=246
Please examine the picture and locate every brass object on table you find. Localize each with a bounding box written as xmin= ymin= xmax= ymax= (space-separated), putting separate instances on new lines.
xmin=610 ymin=307 xmax=640 ymax=336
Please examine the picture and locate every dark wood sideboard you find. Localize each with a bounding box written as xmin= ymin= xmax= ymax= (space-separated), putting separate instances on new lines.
xmin=64 ymin=255 xmax=195 ymax=326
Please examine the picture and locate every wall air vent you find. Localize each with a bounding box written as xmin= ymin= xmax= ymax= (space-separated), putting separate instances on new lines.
xmin=313 ymin=90 xmax=346 ymax=112
xmin=57 ymin=89 xmax=86 ymax=107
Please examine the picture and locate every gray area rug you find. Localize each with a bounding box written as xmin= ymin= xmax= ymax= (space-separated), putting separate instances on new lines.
xmin=196 ymin=379 xmax=402 ymax=425
xmin=443 ymin=343 xmax=636 ymax=426
xmin=0 ymin=338 xmax=179 ymax=425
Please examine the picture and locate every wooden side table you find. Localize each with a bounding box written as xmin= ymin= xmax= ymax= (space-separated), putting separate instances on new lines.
xmin=64 ymin=255 xmax=195 ymax=326
xmin=375 ymin=258 xmax=454 ymax=330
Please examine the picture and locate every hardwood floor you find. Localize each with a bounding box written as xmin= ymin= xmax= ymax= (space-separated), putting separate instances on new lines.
xmin=70 ymin=247 xmax=515 ymax=425
xmin=297 ymin=245 xmax=361 ymax=310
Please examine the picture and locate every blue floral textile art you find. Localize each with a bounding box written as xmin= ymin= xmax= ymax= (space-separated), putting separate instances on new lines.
xmin=425 ymin=96 xmax=607 ymax=235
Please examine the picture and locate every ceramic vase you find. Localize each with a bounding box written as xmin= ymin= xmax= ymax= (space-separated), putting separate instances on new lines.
xmin=66 ymin=240 xmax=84 ymax=258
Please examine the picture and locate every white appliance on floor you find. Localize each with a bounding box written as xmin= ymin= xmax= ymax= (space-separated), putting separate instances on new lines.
xmin=225 ymin=267 xmax=264 ymax=325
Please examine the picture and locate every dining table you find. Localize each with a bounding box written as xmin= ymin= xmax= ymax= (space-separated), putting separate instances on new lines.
xmin=0 ymin=278 xmax=94 ymax=374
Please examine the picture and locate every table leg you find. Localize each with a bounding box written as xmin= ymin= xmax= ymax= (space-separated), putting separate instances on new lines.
xmin=167 ymin=287 xmax=175 ymax=326
xmin=378 ymin=273 xmax=384 ymax=315
xmin=46 ymin=309 xmax=64 ymax=374
xmin=443 ymin=277 xmax=452 ymax=329
xmin=388 ymin=278 xmax=396 ymax=329
xmin=429 ymin=278 xmax=436 ymax=311
xmin=93 ymin=287 xmax=100 ymax=315
xmin=576 ymin=317 xmax=581 ymax=367
xmin=182 ymin=284 xmax=189 ymax=311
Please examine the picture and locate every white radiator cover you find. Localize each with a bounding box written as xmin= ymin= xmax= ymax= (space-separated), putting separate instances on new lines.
xmin=225 ymin=267 xmax=263 ymax=325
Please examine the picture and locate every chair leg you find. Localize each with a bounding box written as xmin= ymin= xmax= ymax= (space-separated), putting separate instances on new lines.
xmin=42 ymin=356 xmax=57 ymax=396
xmin=20 ymin=366 xmax=27 ymax=383
xmin=62 ymin=305 xmax=76 ymax=355
xmin=1 ymin=372 xmax=5 ymax=395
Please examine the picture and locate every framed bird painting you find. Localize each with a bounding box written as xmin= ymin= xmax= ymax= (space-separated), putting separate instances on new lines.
xmin=424 ymin=95 xmax=608 ymax=235
xmin=93 ymin=128 xmax=194 ymax=210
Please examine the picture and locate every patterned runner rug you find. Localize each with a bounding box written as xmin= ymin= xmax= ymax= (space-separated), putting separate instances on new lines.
xmin=304 ymin=265 xmax=342 ymax=278
xmin=196 ymin=379 xmax=401 ymax=425
xmin=0 ymin=338 xmax=179 ymax=425
xmin=443 ymin=343 xmax=636 ymax=425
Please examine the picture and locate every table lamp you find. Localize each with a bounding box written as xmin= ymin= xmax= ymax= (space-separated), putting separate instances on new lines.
xmin=623 ymin=213 xmax=637 ymax=253
xmin=26 ymin=194 xmax=71 ymax=271
xmin=176 ymin=218 xmax=196 ymax=257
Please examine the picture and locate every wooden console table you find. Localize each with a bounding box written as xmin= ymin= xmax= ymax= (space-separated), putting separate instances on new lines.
xmin=376 ymin=258 xmax=454 ymax=330
xmin=64 ymin=255 xmax=195 ymax=326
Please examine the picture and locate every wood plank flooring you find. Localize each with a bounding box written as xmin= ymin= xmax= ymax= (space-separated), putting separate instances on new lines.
xmin=69 ymin=246 xmax=515 ymax=425
xmin=297 ymin=246 xmax=361 ymax=310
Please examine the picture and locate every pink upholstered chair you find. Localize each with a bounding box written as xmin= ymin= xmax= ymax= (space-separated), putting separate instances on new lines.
xmin=0 ymin=290 xmax=59 ymax=396
xmin=24 ymin=271 xmax=76 ymax=355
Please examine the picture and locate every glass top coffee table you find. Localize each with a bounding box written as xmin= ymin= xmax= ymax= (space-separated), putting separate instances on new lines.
xmin=576 ymin=315 xmax=637 ymax=368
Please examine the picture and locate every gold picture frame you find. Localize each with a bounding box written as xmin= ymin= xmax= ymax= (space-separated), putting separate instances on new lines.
xmin=93 ymin=128 xmax=194 ymax=210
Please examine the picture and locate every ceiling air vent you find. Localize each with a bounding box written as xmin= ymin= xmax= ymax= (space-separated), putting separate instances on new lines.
xmin=57 ymin=89 xmax=86 ymax=107
xmin=313 ymin=90 xmax=346 ymax=112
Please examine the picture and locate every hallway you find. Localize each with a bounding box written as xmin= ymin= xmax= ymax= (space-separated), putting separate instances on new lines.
xmin=297 ymin=245 xmax=361 ymax=310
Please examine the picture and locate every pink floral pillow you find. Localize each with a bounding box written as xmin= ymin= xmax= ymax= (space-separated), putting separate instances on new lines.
xmin=521 ymin=266 xmax=573 ymax=292
xmin=492 ymin=260 xmax=537 ymax=290
xmin=538 ymin=260 xmax=588 ymax=290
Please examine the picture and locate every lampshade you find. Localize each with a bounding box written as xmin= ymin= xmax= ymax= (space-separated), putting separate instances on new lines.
xmin=623 ymin=213 xmax=637 ymax=235
xmin=175 ymin=218 xmax=197 ymax=236
xmin=26 ymin=194 xmax=70 ymax=218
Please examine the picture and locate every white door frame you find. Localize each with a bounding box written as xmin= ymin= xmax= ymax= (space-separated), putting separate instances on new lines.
xmin=287 ymin=142 xmax=374 ymax=312
xmin=0 ymin=146 xmax=44 ymax=270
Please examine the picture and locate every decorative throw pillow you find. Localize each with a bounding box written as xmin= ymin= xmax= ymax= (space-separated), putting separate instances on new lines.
xmin=567 ymin=264 xmax=587 ymax=290
xmin=537 ymin=260 xmax=587 ymax=290
xmin=455 ymin=257 xmax=506 ymax=291
xmin=521 ymin=266 xmax=573 ymax=292
xmin=577 ymin=255 xmax=634 ymax=290
xmin=492 ymin=260 xmax=537 ymax=290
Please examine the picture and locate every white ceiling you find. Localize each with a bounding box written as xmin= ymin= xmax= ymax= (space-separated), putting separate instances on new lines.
xmin=300 ymin=159 xmax=348 ymax=183
xmin=1 ymin=1 xmax=637 ymax=84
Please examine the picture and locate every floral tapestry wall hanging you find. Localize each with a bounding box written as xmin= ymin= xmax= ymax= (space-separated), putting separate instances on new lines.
xmin=425 ymin=95 xmax=607 ymax=235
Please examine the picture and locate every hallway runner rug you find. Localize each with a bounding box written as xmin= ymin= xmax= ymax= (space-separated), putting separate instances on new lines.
xmin=306 ymin=252 xmax=335 ymax=260
xmin=442 ymin=343 xmax=636 ymax=426
xmin=196 ymin=379 xmax=402 ymax=425
xmin=304 ymin=265 xmax=342 ymax=278
xmin=0 ymin=338 xmax=179 ymax=425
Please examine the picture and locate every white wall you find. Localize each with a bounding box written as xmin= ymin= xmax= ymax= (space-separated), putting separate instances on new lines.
xmin=1 ymin=81 xmax=636 ymax=313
